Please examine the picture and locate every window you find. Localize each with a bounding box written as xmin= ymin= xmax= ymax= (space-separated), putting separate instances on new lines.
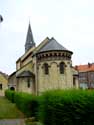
xmin=27 ymin=78 xmax=30 ymax=88
xmin=60 ymin=62 xmax=65 ymax=74
xmin=89 ymin=72 xmax=94 ymax=81
xmin=73 ymin=77 xmax=76 ymax=87
xmin=80 ymin=83 xmax=88 ymax=89
xmin=0 ymin=84 xmax=2 ymax=90
xmin=79 ymin=72 xmax=87 ymax=82
xmin=91 ymin=82 xmax=94 ymax=88
xmin=44 ymin=63 xmax=49 ymax=74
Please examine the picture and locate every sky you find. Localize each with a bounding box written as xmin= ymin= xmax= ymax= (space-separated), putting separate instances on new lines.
xmin=0 ymin=0 xmax=94 ymax=75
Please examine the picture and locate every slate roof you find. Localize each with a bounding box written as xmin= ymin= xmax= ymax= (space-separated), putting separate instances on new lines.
xmin=25 ymin=23 xmax=35 ymax=52
xmin=16 ymin=71 xmax=35 ymax=78
xmin=38 ymin=37 xmax=72 ymax=53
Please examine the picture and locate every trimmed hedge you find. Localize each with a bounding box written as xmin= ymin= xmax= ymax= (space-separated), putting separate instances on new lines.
xmin=5 ymin=89 xmax=15 ymax=103
xmin=5 ymin=90 xmax=39 ymax=118
xmin=38 ymin=90 xmax=94 ymax=125
xmin=5 ymin=89 xmax=94 ymax=125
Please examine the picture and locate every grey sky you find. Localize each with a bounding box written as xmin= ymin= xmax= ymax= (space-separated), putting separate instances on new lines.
xmin=0 ymin=0 xmax=94 ymax=74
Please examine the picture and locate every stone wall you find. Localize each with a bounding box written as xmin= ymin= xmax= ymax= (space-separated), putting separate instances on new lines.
xmin=0 ymin=73 xmax=8 ymax=96
xmin=37 ymin=60 xmax=75 ymax=94
xmin=16 ymin=77 xmax=35 ymax=94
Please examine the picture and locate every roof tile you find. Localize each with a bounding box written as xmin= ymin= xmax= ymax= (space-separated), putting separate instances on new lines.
xmin=75 ymin=63 xmax=94 ymax=72
xmin=38 ymin=37 xmax=70 ymax=53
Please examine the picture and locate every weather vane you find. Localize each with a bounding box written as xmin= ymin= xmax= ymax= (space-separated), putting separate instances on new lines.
xmin=0 ymin=15 xmax=3 ymax=23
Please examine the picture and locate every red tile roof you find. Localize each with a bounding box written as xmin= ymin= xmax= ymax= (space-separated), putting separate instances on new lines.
xmin=75 ymin=63 xmax=94 ymax=72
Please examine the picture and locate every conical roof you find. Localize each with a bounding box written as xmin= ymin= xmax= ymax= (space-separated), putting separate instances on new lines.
xmin=25 ymin=23 xmax=35 ymax=52
xmin=38 ymin=37 xmax=72 ymax=53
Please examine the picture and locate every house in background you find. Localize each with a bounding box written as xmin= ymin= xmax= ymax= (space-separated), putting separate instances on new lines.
xmin=75 ymin=63 xmax=94 ymax=89
xmin=0 ymin=71 xmax=8 ymax=96
xmin=8 ymin=23 xmax=79 ymax=95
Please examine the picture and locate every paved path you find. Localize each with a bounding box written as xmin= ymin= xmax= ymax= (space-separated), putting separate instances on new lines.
xmin=0 ymin=119 xmax=25 ymax=125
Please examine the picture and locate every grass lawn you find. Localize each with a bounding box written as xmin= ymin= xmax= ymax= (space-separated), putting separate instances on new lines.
xmin=0 ymin=96 xmax=24 ymax=119
xmin=25 ymin=121 xmax=43 ymax=125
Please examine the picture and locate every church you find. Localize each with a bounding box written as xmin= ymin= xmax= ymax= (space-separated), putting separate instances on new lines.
xmin=8 ymin=23 xmax=78 ymax=95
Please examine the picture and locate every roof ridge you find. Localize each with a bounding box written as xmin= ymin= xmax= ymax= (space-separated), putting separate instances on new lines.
xmin=35 ymin=37 xmax=50 ymax=54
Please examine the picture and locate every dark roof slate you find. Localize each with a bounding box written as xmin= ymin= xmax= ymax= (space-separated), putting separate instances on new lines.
xmin=38 ymin=37 xmax=70 ymax=53
xmin=16 ymin=71 xmax=35 ymax=78
xmin=25 ymin=23 xmax=35 ymax=52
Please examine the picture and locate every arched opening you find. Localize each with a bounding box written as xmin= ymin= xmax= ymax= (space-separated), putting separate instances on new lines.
xmin=44 ymin=63 xmax=49 ymax=74
xmin=60 ymin=62 xmax=65 ymax=74
xmin=10 ymin=87 xmax=15 ymax=91
xmin=27 ymin=78 xmax=31 ymax=88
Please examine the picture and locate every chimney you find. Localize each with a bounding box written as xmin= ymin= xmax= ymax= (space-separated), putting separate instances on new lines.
xmin=88 ymin=62 xmax=91 ymax=68
xmin=75 ymin=65 xmax=78 ymax=70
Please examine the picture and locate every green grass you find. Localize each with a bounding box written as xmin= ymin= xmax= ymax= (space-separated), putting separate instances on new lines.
xmin=25 ymin=121 xmax=43 ymax=125
xmin=25 ymin=118 xmax=43 ymax=125
xmin=0 ymin=96 xmax=24 ymax=119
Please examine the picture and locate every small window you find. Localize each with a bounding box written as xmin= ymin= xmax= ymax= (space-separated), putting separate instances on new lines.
xmin=73 ymin=77 xmax=76 ymax=87
xmin=27 ymin=79 xmax=30 ymax=88
xmin=60 ymin=62 xmax=65 ymax=74
xmin=0 ymin=84 xmax=2 ymax=90
xmin=44 ymin=63 xmax=49 ymax=74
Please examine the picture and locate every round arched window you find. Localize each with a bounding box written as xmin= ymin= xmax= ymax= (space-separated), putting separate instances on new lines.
xmin=44 ymin=63 xmax=49 ymax=74
xmin=60 ymin=62 xmax=65 ymax=74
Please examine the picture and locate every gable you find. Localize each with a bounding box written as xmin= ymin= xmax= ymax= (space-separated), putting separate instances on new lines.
xmin=33 ymin=37 xmax=50 ymax=55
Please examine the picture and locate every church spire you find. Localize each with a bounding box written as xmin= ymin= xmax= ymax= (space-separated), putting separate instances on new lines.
xmin=25 ymin=23 xmax=35 ymax=52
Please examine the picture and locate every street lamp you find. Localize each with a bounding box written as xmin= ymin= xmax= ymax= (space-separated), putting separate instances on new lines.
xmin=0 ymin=15 xmax=3 ymax=23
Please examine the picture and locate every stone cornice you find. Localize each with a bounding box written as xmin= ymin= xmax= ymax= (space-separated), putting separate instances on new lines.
xmin=37 ymin=51 xmax=72 ymax=62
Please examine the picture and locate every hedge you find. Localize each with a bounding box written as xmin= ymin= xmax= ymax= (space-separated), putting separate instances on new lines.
xmin=5 ymin=90 xmax=39 ymax=118
xmin=5 ymin=89 xmax=94 ymax=125
xmin=5 ymin=89 xmax=15 ymax=103
xmin=38 ymin=90 xmax=94 ymax=125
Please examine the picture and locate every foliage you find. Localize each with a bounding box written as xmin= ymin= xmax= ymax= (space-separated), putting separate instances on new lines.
xmin=38 ymin=89 xmax=94 ymax=125
xmin=5 ymin=89 xmax=94 ymax=125
xmin=14 ymin=92 xmax=39 ymax=117
xmin=5 ymin=90 xmax=39 ymax=118
xmin=5 ymin=89 xmax=15 ymax=103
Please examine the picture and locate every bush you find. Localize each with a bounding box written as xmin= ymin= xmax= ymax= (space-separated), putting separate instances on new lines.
xmin=38 ymin=90 xmax=94 ymax=125
xmin=5 ymin=89 xmax=15 ymax=103
xmin=14 ymin=92 xmax=39 ymax=117
xmin=5 ymin=90 xmax=39 ymax=118
xmin=5 ymin=89 xmax=94 ymax=125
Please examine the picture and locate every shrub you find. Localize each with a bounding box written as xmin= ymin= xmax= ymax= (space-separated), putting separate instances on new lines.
xmin=14 ymin=92 xmax=39 ymax=117
xmin=5 ymin=89 xmax=15 ymax=103
xmin=5 ymin=90 xmax=39 ymax=118
xmin=38 ymin=89 xmax=94 ymax=125
xmin=5 ymin=89 xmax=94 ymax=124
